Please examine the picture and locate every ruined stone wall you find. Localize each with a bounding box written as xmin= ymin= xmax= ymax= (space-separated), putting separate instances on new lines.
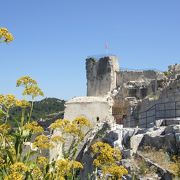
xmin=115 ymin=70 xmax=166 ymax=101
xmin=168 ymin=64 xmax=180 ymax=79
xmin=124 ymin=79 xmax=180 ymax=128
xmin=116 ymin=70 xmax=163 ymax=86
xmin=86 ymin=56 xmax=119 ymax=96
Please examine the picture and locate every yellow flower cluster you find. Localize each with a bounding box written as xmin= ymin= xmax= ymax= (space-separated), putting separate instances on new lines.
xmin=23 ymin=85 xmax=44 ymax=98
xmin=16 ymin=76 xmax=37 ymax=87
xmin=51 ymin=135 xmax=65 ymax=143
xmin=64 ymin=123 xmax=83 ymax=137
xmin=4 ymin=172 xmax=23 ymax=180
xmin=50 ymin=117 xmax=91 ymax=140
xmin=0 ymin=95 xmax=5 ymax=104
xmin=33 ymin=134 xmax=52 ymax=150
xmin=103 ymin=165 xmax=128 ymax=179
xmin=31 ymin=167 xmax=42 ymax=180
xmin=72 ymin=116 xmax=91 ymax=127
xmin=23 ymin=121 xmax=43 ymax=134
xmin=55 ymin=159 xmax=83 ymax=177
xmin=49 ymin=119 xmax=70 ymax=129
xmin=0 ymin=123 xmax=11 ymax=134
xmin=16 ymin=99 xmax=31 ymax=108
xmin=0 ymin=28 xmax=14 ymax=42
xmin=91 ymin=142 xmax=127 ymax=179
xmin=92 ymin=142 xmax=121 ymax=167
xmin=37 ymin=156 xmax=48 ymax=167
xmin=16 ymin=76 xmax=44 ymax=98
xmin=10 ymin=162 xmax=29 ymax=172
xmin=0 ymin=94 xmax=16 ymax=108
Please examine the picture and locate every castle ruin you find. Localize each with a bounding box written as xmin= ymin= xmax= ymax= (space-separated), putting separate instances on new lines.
xmin=64 ymin=55 xmax=180 ymax=128
xmin=51 ymin=56 xmax=180 ymax=176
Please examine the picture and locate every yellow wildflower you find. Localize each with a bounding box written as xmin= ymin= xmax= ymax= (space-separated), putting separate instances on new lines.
xmin=4 ymin=172 xmax=23 ymax=180
xmin=64 ymin=123 xmax=80 ymax=135
xmin=0 ymin=95 xmax=5 ymax=104
xmin=23 ymin=121 xmax=43 ymax=134
xmin=16 ymin=99 xmax=31 ymax=108
xmin=50 ymin=119 xmax=70 ymax=130
xmin=93 ymin=159 xmax=101 ymax=167
xmin=56 ymin=159 xmax=83 ymax=177
xmin=37 ymin=156 xmax=48 ymax=167
xmin=103 ymin=164 xmax=128 ymax=179
xmin=0 ymin=123 xmax=11 ymax=134
xmin=33 ymin=134 xmax=52 ymax=150
xmin=0 ymin=27 xmax=14 ymax=42
xmin=16 ymin=76 xmax=37 ymax=87
xmin=71 ymin=160 xmax=83 ymax=169
xmin=0 ymin=94 xmax=17 ymax=108
xmin=10 ymin=162 xmax=29 ymax=172
xmin=6 ymin=94 xmax=16 ymax=108
xmin=92 ymin=142 xmax=122 ymax=167
xmin=56 ymin=159 xmax=71 ymax=176
xmin=4 ymin=32 xmax=14 ymax=42
xmin=91 ymin=142 xmax=127 ymax=179
xmin=0 ymin=28 xmax=8 ymax=36
xmin=51 ymin=135 xmax=65 ymax=143
xmin=31 ymin=167 xmax=42 ymax=180
xmin=50 ymin=119 xmax=85 ymax=139
xmin=23 ymin=85 xmax=44 ymax=98
xmin=72 ymin=116 xmax=91 ymax=127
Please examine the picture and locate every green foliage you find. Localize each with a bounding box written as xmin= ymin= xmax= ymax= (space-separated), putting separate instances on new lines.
xmin=9 ymin=98 xmax=65 ymax=124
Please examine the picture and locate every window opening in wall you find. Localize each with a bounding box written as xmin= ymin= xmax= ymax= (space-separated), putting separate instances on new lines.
xmin=128 ymin=88 xmax=137 ymax=97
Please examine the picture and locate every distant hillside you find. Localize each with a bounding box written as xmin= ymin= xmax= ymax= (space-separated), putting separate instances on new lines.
xmin=9 ymin=98 xmax=65 ymax=124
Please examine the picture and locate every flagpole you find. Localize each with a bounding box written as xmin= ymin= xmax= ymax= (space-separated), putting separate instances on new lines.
xmin=105 ymin=41 xmax=109 ymax=56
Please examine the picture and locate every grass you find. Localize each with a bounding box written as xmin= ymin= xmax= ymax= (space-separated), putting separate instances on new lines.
xmin=138 ymin=146 xmax=180 ymax=177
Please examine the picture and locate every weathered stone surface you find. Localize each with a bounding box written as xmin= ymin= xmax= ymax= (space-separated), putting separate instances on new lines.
xmin=64 ymin=96 xmax=114 ymax=126
xmin=175 ymin=133 xmax=180 ymax=154
xmin=130 ymin=134 xmax=144 ymax=154
xmin=122 ymin=149 xmax=132 ymax=159
xmin=140 ymin=133 xmax=177 ymax=154
xmin=122 ymin=128 xmax=138 ymax=148
xmin=165 ymin=125 xmax=180 ymax=134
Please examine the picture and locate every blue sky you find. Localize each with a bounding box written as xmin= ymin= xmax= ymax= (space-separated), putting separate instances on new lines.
xmin=1 ymin=0 xmax=180 ymax=100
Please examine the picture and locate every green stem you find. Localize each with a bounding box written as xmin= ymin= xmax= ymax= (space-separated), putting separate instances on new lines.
xmin=5 ymin=108 xmax=9 ymax=124
xmin=21 ymin=108 xmax=25 ymax=127
xmin=28 ymin=100 xmax=34 ymax=122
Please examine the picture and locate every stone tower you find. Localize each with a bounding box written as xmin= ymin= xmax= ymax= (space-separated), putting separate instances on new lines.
xmin=86 ymin=56 xmax=119 ymax=96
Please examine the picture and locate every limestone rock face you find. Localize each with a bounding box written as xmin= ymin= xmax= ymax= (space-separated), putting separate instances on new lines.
xmin=107 ymin=125 xmax=180 ymax=155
